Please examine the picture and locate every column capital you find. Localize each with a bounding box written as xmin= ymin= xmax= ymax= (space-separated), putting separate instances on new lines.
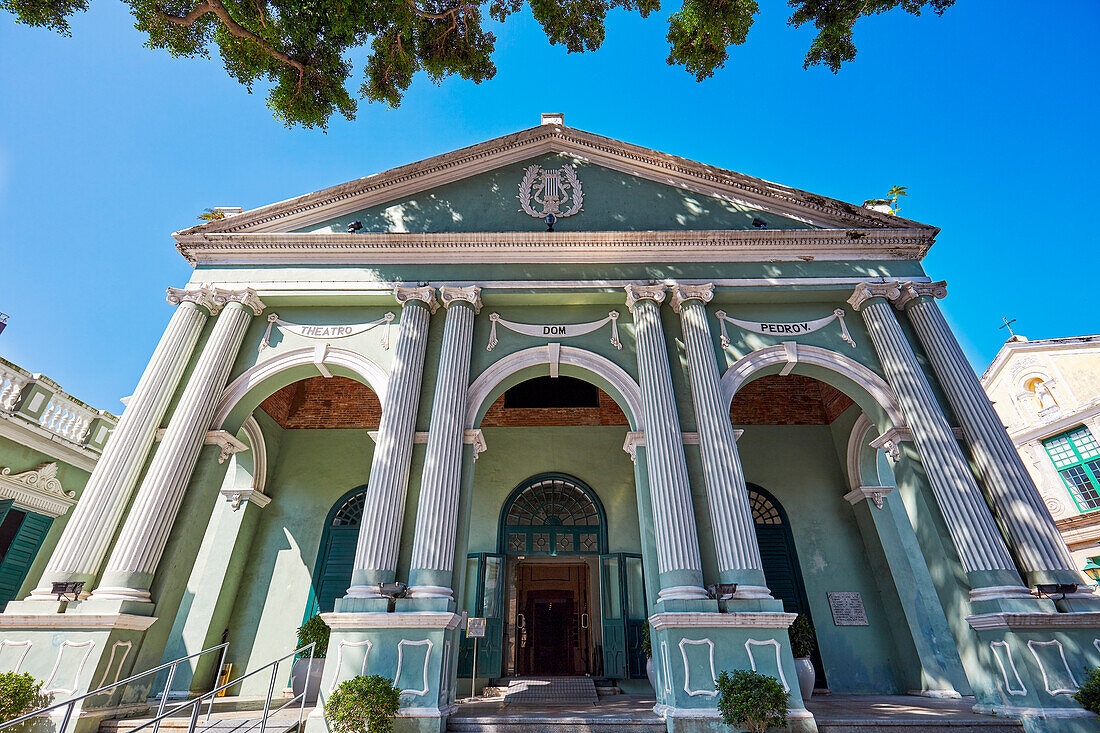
xmin=394 ymin=285 xmax=439 ymax=313
xmin=847 ymin=282 xmax=902 ymax=311
xmin=669 ymin=283 xmax=715 ymax=313
xmin=843 ymin=485 xmax=894 ymax=509
xmin=624 ymin=284 xmax=667 ymax=311
xmin=438 ymin=285 xmax=482 ymax=314
xmin=895 ymin=280 xmax=948 ymax=309
xmin=211 ymin=288 xmax=266 ymax=316
xmin=166 ymin=285 xmax=217 ymax=314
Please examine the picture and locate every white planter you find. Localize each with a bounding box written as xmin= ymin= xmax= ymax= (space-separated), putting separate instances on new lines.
xmin=646 ymin=658 xmax=657 ymax=694
xmin=291 ymin=657 xmax=325 ymax=704
xmin=793 ymin=657 xmax=815 ymax=702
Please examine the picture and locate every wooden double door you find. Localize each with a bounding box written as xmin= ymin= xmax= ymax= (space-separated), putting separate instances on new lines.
xmin=514 ymin=561 xmax=590 ymax=676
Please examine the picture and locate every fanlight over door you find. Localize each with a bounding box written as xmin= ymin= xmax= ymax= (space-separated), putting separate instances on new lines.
xmin=500 ymin=474 xmax=606 ymax=556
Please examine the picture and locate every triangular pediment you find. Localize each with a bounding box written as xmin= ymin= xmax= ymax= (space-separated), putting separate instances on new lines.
xmin=176 ymin=123 xmax=935 ymax=238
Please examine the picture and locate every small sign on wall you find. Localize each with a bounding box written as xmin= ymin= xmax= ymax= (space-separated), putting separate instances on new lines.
xmin=827 ymin=592 xmax=869 ymax=626
xmin=467 ymin=617 xmax=487 ymax=638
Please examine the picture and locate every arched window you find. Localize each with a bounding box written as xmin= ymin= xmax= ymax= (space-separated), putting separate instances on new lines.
xmin=332 ymin=492 xmax=365 ymax=526
xmin=309 ymin=486 xmax=367 ymax=615
xmin=749 ymin=490 xmax=782 ymax=525
xmin=500 ymin=474 xmax=606 ymax=555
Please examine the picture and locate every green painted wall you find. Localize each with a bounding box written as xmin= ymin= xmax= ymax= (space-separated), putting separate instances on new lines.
xmin=0 ymin=436 xmax=92 ymax=606
xmin=297 ymin=154 xmax=818 ymax=235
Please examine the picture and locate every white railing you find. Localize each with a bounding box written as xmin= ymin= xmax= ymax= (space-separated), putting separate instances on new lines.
xmin=39 ymin=395 xmax=97 ymax=443
xmin=0 ymin=363 xmax=30 ymax=412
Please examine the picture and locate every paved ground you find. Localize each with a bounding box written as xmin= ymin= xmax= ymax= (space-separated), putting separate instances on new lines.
xmin=805 ymin=694 xmax=1019 ymax=723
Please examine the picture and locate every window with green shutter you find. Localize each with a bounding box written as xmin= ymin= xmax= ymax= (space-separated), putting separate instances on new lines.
xmin=1043 ymin=426 xmax=1100 ymax=512
xmin=0 ymin=509 xmax=53 ymax=609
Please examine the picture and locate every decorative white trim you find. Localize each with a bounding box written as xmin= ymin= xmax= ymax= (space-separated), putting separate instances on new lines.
xmin=0 ymin=639 xmax=32 ymax=671
xmin=396 ymin=639 xmax=433 ymax=696
xmin=719 ymin=344 xmax=905 ymax=428
xmin=465 ymin=429 xmax=488 ymax=461
xmin=650 ymin=612 xmax=796 ymax=629
xmin=43 ymin=639 xmax=95 ymax=695
xmin=0 ymin=462 xmax=76 ymax=517
xmin=330 ymin=640 xmax=372 ymax=692
xmin=92 ymin=641 xmax=133 ymax=691
xmin=155 ymin=429 xmax=248 ymax=464
xmin=0 ymin=614 xmax=158 ymax=631
xmin=973 ymin=703 xmax=1097 ymax=719
xmin=668 ymin=283 xmax=714 ymax=313
xmin=661 ymin=640 xmax=672 ymax=694
xmin=465 ymin=345 xmax=643 ymax=430
xmin=846 ymin=413 xmax=877 ymax=491
xmin=240 ymin=415 xmax=267 ymax=494
xmin=395 ymin=704 xmax=458 ymax=718
xmin=844 ymin=486 xmax=893 ymax=510
xmin=1027 ymin=640 xmax=1078 ymax=695
xmin=320 ymin=612 xmax=461 ymax=630
xmin=989 ymin=641 xmax=1027 ymax=696
xmin=213 ymin=346 xmax=389 ymax=429
xmin=678 ymin=638 xmax=717 ymax=697
xmin=1094 ymin=638 xmax=1100 ymax=656
xmin=393 ymin=285 xmax=439 ymax=313
xmin=966 ymin=612 xmax=1100 ymax=630
xmin=745 ymin=638 xmax=790 ymax=693
xmin=621 ymin=430 xmax=741 ymax=461
xmin=220 ymin=489 xmax=272 ymax=510
xmin=439 ymin=285 xmax=482 ymax=314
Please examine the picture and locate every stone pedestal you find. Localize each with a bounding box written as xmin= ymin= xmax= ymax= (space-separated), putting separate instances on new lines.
xmin=307 ymin=612 xmax=462 ymax=733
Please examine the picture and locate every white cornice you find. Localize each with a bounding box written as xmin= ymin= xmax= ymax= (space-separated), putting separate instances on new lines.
xmin=649 ymin=612 xmax=797 ymax=629
xmin=320 ymin=612 xmax=461 ymax=630
xmin=176 ymin=125 xmax=935 ymax=238
xmin=174 ymin=229 xmax=933 ymax=266
xmin=0 ymin=613 xmax=158 ymax=630
xmin=966 ymin=612 xmax=1100 ymax=631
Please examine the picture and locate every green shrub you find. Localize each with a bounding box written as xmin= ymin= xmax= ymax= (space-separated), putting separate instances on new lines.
xmin=0 ymin=672 xmax=51 ymax=724
xmin=640 ymin=624 xmax=652 ymax=660
xmin=296 ymin=614 xmax=330 ymax=658
xmin=325 ymin=675 xmax=402 ymax=733
xmin=1074 ymin=667 xmax=1100 ymax=715
xmin=716 ymin=669 xmax=788 ymax=732
xmin=789 ymin=614 xmax=817 ymax=659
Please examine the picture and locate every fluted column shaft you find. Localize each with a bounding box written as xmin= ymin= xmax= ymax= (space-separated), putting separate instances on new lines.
xmin=672 ymin=285 xmax=769 ymax=596
xmin=345 ymin=288 xmax=436 ymax=597
xmin=407 ymin=286 xmax=481 ymax=599
xmin=849 ymin=285 xmax=1024 ymax=593
xmin=626 ymin=285 xmax=708 ymax=603
xmin=92 ymin=291 xmax=264 ymax=603
xmin=28 ymin=290 xmax=213 ymax=599
xmin=899 ymin=283 xmax=1078 ymax=585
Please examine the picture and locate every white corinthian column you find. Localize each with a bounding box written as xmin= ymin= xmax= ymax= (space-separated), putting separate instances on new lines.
xmin=670 ymin=284 xmax=770 ymax=598
xmin=343 ymin=287 xmax=437 ymax=598
xmin=897 ymin=281 xmax=1091 ymax=596
xmin=90 ymin=289 xmax=265 ymax=604
xmin=25 ymin=287 xmax=216 ymax=602
xmin=406 ymin=286 xmax=481 ymax=599
xmin=848 ymin=283 xmax=1032 ymax=604
xmin=626 ymin=284 xmax=709 ymax=604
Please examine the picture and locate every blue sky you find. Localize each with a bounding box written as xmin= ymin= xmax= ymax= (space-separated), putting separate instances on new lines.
xmin=1 ymin=1 xmax=1097 ymax=411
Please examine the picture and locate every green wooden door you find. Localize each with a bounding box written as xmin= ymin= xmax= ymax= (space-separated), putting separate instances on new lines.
xmin=600 ymin=554 xmax=627 ymax=679
xmin=308 ymin=488 xmax=366 ymax=616
xmin=0 ymin=507 xmax=53 ymax=609
xmin=458 ymin=553 xmax=505 ymax=678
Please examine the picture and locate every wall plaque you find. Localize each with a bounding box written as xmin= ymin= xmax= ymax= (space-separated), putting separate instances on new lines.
xmin=827 ymin=592 xmax=869 ymax=626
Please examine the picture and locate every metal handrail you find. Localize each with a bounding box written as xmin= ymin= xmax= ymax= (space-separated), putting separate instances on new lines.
xmin=0 ymin=642 xmax=229 ymax=732
xmin=121 ymin=643 xmax=315 ymax=733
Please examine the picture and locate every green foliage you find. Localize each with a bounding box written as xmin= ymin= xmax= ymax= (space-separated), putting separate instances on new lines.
xmin=788 ymin=614 xmax=816 ymax=659
xmin=324 ymin=675 xmax=402 ymax=733
xmin=887 ymin=185 xmax=908 ymax=214
xmin=2 ymin=0 xmax=956 ymax=127
xmin=0 ymin=672 xmax=51 ymax=724
xmin=296 ymin=614 xmax=330 ymax=658
xmin=640 ymin=623 xmax=651 ymax=659
xmin=1074 ymin=667 xmax=1100 ymax=715
xmin=197 ymin=208 xmax=226 ymax=221
xmin=716 ymin=669 xmax=788 ymax=733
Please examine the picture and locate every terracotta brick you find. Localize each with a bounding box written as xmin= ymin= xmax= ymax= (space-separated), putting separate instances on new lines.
xmin=729 ymin=374 xmax=853 ymax=425
xmin=260 ymin=376 xmax=381 ymax=429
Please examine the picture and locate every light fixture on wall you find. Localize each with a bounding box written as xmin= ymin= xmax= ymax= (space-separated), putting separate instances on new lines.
xmin=1035 ymin=583 xmax=1078 ymax=600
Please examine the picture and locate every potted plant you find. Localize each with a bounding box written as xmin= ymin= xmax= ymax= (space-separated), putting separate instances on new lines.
xmin=640 ymin=624 xmax=656 ymax=692
xmin=788 ymin=614 xmax=817 ymax=701
xmin=325 ymin=675 xmax=401 ymax=733
xmin=292 ymin=614 xmax=330 ymax=703
xmin=0 ymin=672 xmax=51 ymax=725
xmin=716 ymin=669 xmax=788 ymax=732
xmin=1074 ymin=667 xmax=1100 ymax=717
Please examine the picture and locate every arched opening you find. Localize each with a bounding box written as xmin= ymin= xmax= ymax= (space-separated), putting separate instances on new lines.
xmin=308 ymin=485 xmax=368 ymax=616
xmin=498 ymin=473 xmax=607 ymax=556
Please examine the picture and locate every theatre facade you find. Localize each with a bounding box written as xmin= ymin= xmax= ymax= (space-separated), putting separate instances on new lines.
xmin=2 ymin=116 xmax=1099 ymax=732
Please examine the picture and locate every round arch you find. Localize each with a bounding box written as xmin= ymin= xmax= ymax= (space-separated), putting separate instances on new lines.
xmin=497 ymin=473 xmax=608 ymax=556
xmin=307 ymin=484 xmax=368 ymax=617
xmin=212 ymin=346 xmax=389 ymax=433
xmin=719 ymin=344 xmax=905 ymax=431
xmin=465 ymin=345 xmax=643 ymax=431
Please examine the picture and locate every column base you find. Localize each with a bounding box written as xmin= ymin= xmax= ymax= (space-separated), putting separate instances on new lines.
xmin=655 ymin=704 xmax=817 ymax=733
xmin=649 ymin=611 xmax=813 ymax=730
xmin=963 ymin=613 xmax=1100 ymax=729
xmin=318 ymin=611 xmax=461 ymax=732
xmin=0 ymin=611 xmax=158 ymax=733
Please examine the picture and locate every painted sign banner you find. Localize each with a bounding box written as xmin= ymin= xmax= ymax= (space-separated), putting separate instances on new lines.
xmin=259 ymin=312 xmax=394 ymax=352
xmin=827 ymin=592 xmax=869 ymax=626
xmin=487 ymin=311 xmax=621 ymax=351
xmin=715 ymin=309 xmax=856 ymax=348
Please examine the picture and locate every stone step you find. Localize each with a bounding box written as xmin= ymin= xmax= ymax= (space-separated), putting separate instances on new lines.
xmin=818 ymin=726 xmax=1022 ymax=733
xmin=446 ymin=718 xmax=665 ymax=733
